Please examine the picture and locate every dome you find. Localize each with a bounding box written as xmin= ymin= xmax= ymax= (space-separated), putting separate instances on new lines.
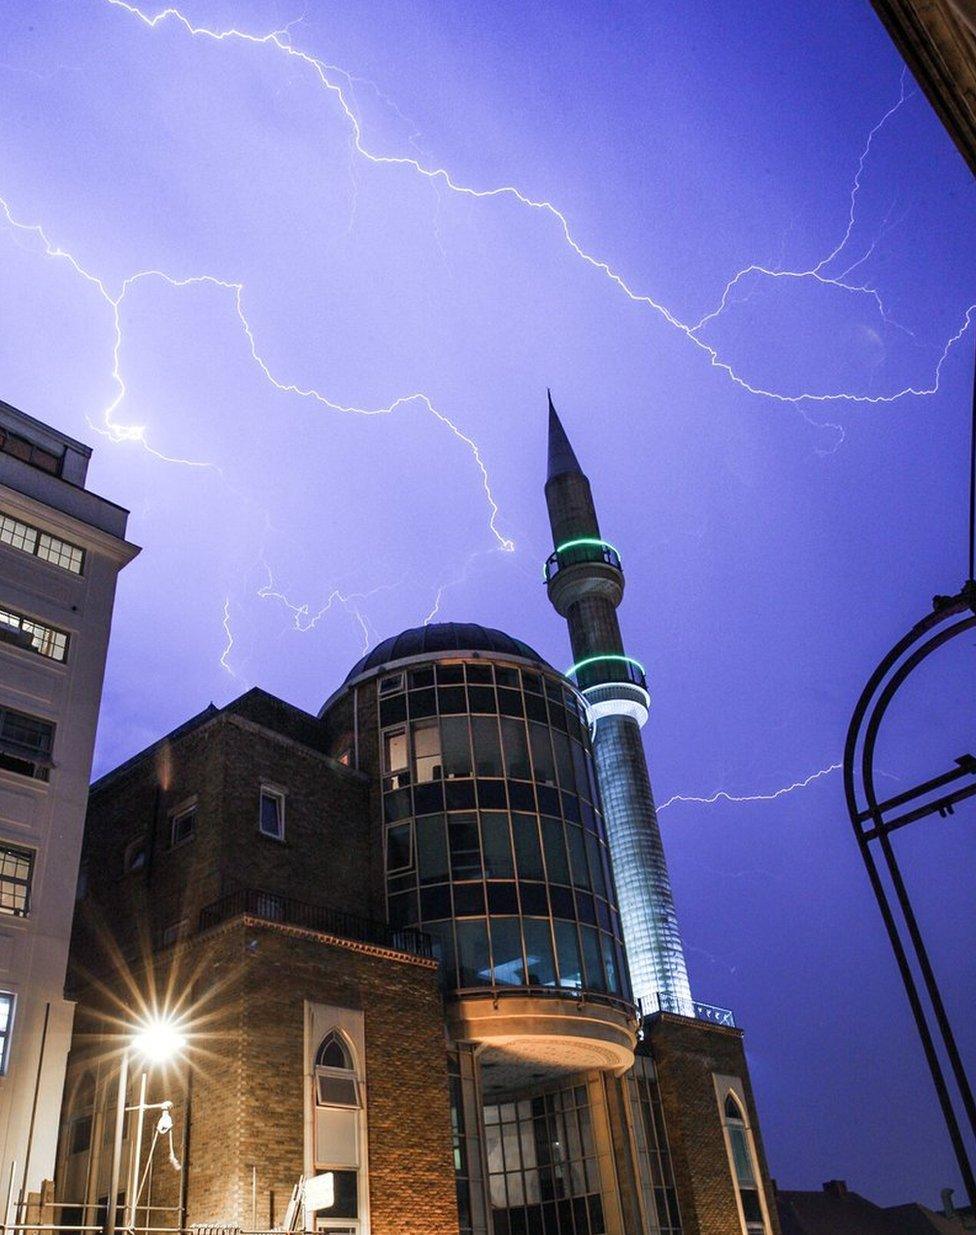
xmin=343 ymin=622 xmax=554 ymax=683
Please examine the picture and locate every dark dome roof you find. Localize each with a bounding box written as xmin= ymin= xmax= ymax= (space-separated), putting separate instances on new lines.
xmin=343 ymin=622 xmax=553 ymax=682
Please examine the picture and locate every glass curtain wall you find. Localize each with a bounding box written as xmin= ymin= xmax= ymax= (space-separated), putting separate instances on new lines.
xmin=379 ymin=659 xmax=629 ymax=1001
xmin=484 ymin=1085 xmax=606 ymax=1235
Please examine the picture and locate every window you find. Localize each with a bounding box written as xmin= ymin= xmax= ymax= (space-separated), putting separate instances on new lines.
xmin=0 ymin=844 xmax=33 ymax=917
xmin=411 ymin=720 xmax=441 ymax=783
xmin=385 ymin=822 xmax=413 ymax=874
xmin=0 ymin=512 xmax=83 ymax=575
xmin=123 ymin=838 xmax=146 ymax=874
xmin=0 ymin=607 xmax=69 ymax=662
xmin=0 ymin=429 xmax=62 ymax=476
xmin=0 ymin=707 xmax=54 ymax=781
xmin=314 ymin=1032 xmax=360 ymax=1108
xmin=170 ymin=804 xmax=196 ymax=847
xmin=259 ymin=786 xmax=285 ymax=840
xmin=0 ymin=993 xmax=14 ymax=1073
xmin=723 ymin=1091 xmax=766 ymax=1233
xmin=69 ymin=1116 xmax=92 ymax=1155
xmin=379 ymin=673 xmax=403 ymax=695
xmin=383 ymin=728 xmax=408 ymax=774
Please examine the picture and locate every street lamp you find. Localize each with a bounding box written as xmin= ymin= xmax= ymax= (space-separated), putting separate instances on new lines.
xmin=105 ymin=1017 xmax=187 ymax=1235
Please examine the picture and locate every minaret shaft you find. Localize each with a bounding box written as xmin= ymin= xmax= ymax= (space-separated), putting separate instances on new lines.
xmin=545 ymin=395 xmax=694 ymax=1017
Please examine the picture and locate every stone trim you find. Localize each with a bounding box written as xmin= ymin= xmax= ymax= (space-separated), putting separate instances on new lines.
xmin=201 ymin=912 xmax=440 ymax=969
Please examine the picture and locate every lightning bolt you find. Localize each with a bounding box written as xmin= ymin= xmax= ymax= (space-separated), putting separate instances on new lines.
xmin=657 ymin=762 xmax=842 ymax=811
xmin=0 ymin=193 xmax=515 ymax=552
xmin=218 ymin=597 xmax=237 ymax=677
xmin=689 ymin=73 xmax=915 ymax=340
xmin=102 ymin=1 xmax=975 ymax=407
xmin=257 ymin=565 xmax=402 ymax=654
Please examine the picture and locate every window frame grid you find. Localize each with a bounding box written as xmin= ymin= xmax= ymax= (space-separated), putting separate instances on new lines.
xmin=0 ymin=512 xmax=84 ymax=576
xmin=0 ymin=843 xmax=34 ymax=918
xmin=0 ymin=606 xmax=69 ymax=663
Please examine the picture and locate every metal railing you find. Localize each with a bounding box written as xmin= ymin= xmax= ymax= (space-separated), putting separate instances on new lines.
xmin=197 ymin=888 xmax=433 ymax=959
xmin=570 ymin=656 xmax=647 ymax=694
xmin=647 ymin=994 xmax=735 ymax=1028
xmin=544 ymin=540 xmax=622 ymax=585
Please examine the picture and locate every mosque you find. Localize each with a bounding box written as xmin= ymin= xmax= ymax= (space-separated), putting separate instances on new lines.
xmin=55 ymin=398 xmax=779 ymax=1235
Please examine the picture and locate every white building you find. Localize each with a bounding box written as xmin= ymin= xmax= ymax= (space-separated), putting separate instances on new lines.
xmin=0 ymin=401 xmax=138 ymax=1209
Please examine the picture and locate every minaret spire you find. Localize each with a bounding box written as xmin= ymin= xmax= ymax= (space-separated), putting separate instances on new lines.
xmin=543 ymin=393 xmax=694 ymax=1018
xmin=547 ymin=389 xmax=583 ymax=481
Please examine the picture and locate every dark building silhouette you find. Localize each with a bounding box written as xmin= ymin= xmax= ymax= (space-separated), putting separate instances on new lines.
xmin=54 ymin=400 xmax=780 ymax=1235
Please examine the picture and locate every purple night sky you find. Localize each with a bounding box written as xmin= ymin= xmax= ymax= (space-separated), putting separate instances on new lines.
xmin=0 ymin=0 xmax=973 ymax=1208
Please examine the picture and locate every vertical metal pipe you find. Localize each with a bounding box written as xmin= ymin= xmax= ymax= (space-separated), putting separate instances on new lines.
xmin=4 ymin=1159 xmax=17 ymax=1233
xmin=19 ymin=1002 xmax=51 ymax=1207
xmin=125 ymin=1074 xmax=148 ymax=1230
xmin=106 ymin=1051 xmax=129 ymax=1235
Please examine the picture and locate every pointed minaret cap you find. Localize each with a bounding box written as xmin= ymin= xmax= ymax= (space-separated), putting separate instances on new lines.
xmin=547 ymin=390 xmax=583 ymax=481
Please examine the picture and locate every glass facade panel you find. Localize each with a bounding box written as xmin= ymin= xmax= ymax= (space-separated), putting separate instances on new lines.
xmin=456 ymin=918 xmax=490 ymax=986
xmin=441 ymin=716 xmax=472 ymax=778
xmin=378 ymin=657 xmax=628 ymax=1003
xmin=482 ymin=812 xmax=515 ymax=878
xmin=529 ymin=722 xmax=556 ymax=785
xmin=500 ymin=717 xmax=531 ymax=780
xmin=471 ymin=715 xmax=503 ymax=776
xmin=412 ymin=720 xmax=441 ymax=782
xmin=484 ymin=1084 xmax=606 ymax=1234
xmin=523 ymin=919 xmax=557 ymax=987
xmin=490 ymin=916 xmax=525 ymax=986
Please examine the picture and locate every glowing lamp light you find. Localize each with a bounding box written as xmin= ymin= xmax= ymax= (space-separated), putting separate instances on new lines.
xmin=132 ymin=1018 xmax=187 ymax=1063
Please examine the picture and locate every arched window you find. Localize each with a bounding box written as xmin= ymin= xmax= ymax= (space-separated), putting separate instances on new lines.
xmin=723 ymin=1091 xmax=766 ymax=1234
xmin=314 ymin=1032 xmax=359 ymax=1108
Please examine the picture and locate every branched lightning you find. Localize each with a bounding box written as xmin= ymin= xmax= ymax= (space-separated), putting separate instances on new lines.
xmin=656 ymin=762 xmax=842 ymax=812
xmin=102 ymin=1 xmax=975 ymax=407
xmin=689 ymin=74 xmax=917 ymax=346
xmin=0 ymin=194 xmax=515 ymax=551
xmin=256 ymin=565 xmax=405 ymax=654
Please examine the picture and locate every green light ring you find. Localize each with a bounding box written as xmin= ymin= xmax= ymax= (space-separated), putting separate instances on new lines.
xmin=565 ymin=653 xmax=646 ymax=679
xmin=542 ymin=537 xmax=622 ymax=581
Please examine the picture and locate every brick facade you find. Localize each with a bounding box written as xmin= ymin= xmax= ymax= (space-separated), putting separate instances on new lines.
xmin=645 ymin=1014 xmax=781 ymax=1235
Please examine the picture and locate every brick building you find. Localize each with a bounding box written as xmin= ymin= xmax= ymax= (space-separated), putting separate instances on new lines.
xmin=54 ymin=400 xmax=780 ymax=1235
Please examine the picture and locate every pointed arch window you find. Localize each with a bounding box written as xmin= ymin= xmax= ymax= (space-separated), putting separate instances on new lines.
xmin=723 ymin=1091 xmax=766 ymax=1233
xmin=314 ymin=1032 xmax=360 ymax=1109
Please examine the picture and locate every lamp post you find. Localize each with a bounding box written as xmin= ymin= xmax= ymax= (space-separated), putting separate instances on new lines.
xmin=105 ymin=1018 xmax=186 ymax=1235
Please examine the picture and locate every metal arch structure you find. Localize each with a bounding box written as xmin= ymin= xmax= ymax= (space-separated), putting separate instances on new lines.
xmin=844 ymin=580 xmax=976 ymax=1209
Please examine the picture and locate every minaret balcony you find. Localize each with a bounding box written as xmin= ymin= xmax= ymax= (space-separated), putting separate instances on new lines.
xmin=545 ymin=539 xmax=624 ymax=614
xmin=544 ymin=537 xmax=622 ymax=583
xmin=567 ymin=654 xmax=647 ymax=694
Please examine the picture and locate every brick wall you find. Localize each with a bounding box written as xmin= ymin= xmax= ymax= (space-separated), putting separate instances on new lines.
xmin=645 ymin=1015 xmax=781 ymax=1235
xmin=59 ymin=918 xmax=459 ymax=1235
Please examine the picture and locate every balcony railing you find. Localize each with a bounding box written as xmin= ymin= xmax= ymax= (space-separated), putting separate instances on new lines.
xmin=647 ymin=993 xmax=735 ymax=1028
xmin=567 ymin=654 xmax=648 ymax=694
xmin=544 ymin=538 xmax=622 ymax=585
xmin=197 ymin=887 xmax=434 ymax=959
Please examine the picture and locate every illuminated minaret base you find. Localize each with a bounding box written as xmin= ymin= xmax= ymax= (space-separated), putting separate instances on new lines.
xmin=544 ymin=393 xmax=694 ymax=1017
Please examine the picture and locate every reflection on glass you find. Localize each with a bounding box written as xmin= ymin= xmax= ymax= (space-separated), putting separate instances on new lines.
xmin=512 ymin=814 xmax=544 ymax=880
xmin=456 ymin=918 xmax=490 ymax=986
xmin=417 ymin=815 xmax=448 ymax=883
xmin=471 ymin=715 xmax=503 ymax=776
xmin=500 ymin=717 xmax=531 ymax=780
xmin=554 ymin=919 xmax=583 ymax=989
xmin=481 ymin=812 xmax=515 ymax=878
xmin=523 ymin=918 xmax=557 ymax=987
xmin=441 ymin=715 xmax=472 ymax=778
xmin=490 ymin=917 xmax=525 ymax=986
xmin=529 ymin=722 xmax=556 ymax=785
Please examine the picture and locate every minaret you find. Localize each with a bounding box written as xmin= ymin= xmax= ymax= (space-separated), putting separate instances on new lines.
xmin=544 ymin=392 xmax=694 ymax=1017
